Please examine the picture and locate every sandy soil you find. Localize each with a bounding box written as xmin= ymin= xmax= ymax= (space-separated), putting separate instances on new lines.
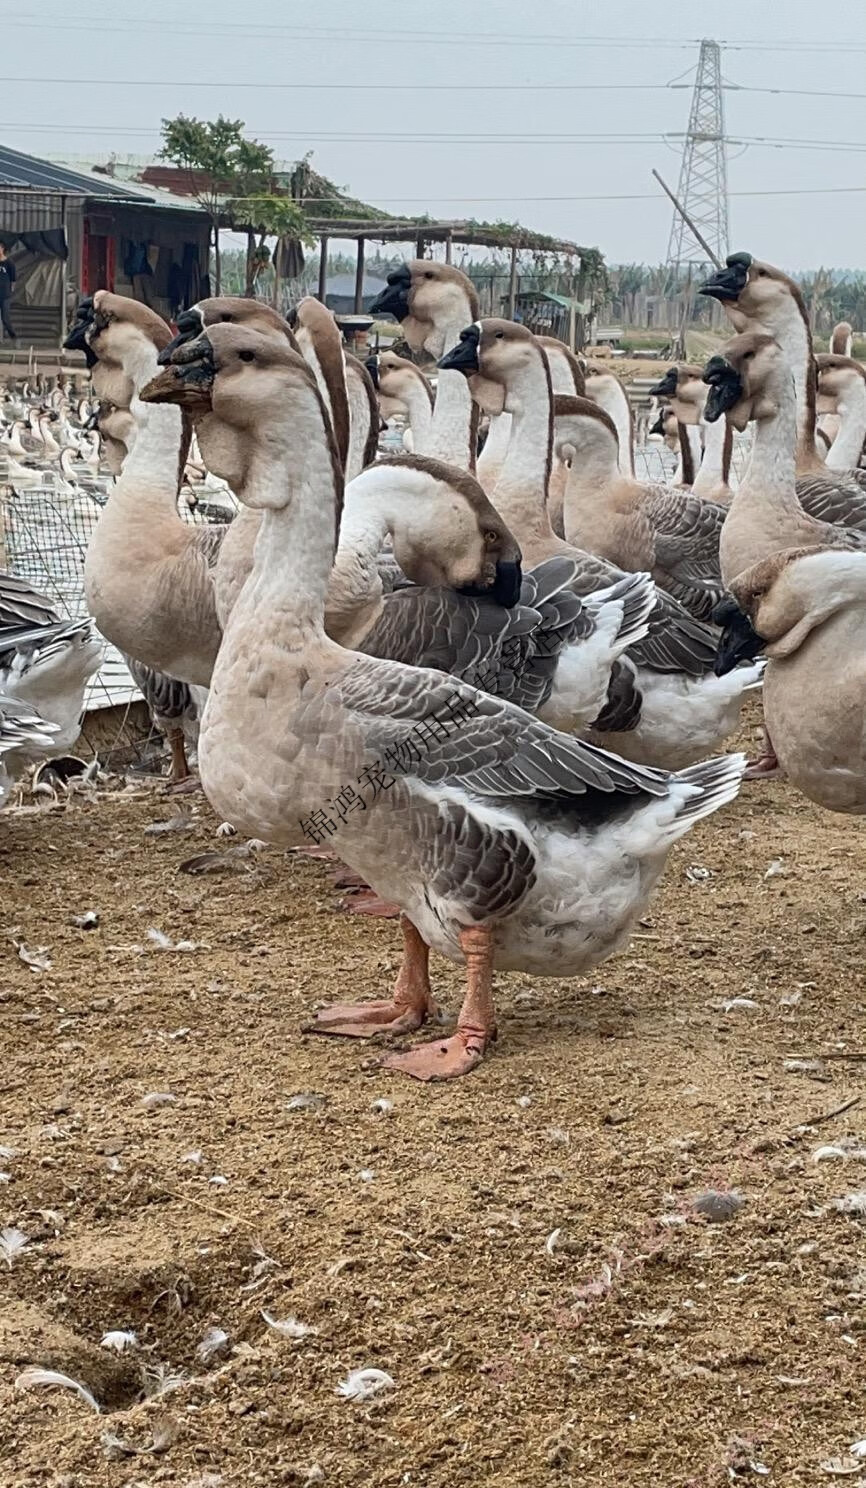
xmin=2 ymin=711 xmax=866 ymax=1488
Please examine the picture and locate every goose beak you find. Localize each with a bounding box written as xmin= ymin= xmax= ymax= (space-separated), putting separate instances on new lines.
xmin=158 ymin=308 xmax=206 ymax=366
xmin=648 ymin=367 xmax=678 ymax=398
xmin=63 ymin=296 xmax=98 ymax=367
xmin=648 ymin=409 xmax=667 ymax=436
xmin=702 ymin=356 xmax=742 ymax=423
xmin=364 ymin=355 xmax=380 ymax=388
xmin=141 ymin=333 xmax=215 ymax=408
xmin=699 ymin=253 xmax=752 ymax=302
xmin=458 ymin=556 xmax=523 ymax=608
xmin=712 ymin=597 xmax=765 ymax=676
xmin=438 ymin=324 xmax=481 ymax=375
xmin=370 ymin=265 xmax=411 ymax=320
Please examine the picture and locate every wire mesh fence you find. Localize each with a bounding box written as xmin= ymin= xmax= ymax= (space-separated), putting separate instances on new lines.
xmin=0 ymin=475 xmax=234 ymax=717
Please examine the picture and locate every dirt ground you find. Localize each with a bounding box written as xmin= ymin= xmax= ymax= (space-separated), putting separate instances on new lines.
xmin=2 ymin=706 xmax=866 ymax=1488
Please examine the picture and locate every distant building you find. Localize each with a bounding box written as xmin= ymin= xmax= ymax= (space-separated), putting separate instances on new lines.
xmin=0 ymin=144 xmax=210 ymax=347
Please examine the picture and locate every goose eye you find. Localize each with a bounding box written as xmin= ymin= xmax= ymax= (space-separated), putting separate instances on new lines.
xmin=495 ymin=331 xmax=504 ymax=339
xmin=424 ymin=271 xmax=434 ymax=280
xmin=238 ymin=349 xmax=255 ymax=363
xmin=484 ymin=529 xmax=499 ymax=544
xmin=220 ymin=313 xmax=233 ymax=322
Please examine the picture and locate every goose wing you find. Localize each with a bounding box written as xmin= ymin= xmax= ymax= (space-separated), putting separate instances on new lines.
xmin=560 ymin=550 xmax=718 ymax=677
xmin=360 ymin=557 xmax=590 ymax=713
xmin=796 ymin=474 xmax=866 ymax=531
xmin=335 ymin=653 xmax=672 ymax=804
xmin=639 ymin=489 xmax=725 ymax=620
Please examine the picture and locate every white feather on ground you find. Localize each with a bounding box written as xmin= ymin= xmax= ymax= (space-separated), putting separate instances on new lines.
xmin=14 ymin=1366 xmax=101 ymax=1413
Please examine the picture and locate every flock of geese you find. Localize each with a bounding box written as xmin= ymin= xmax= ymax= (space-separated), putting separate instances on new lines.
xmin=1 ymin=250 xmax=864 ymax=1080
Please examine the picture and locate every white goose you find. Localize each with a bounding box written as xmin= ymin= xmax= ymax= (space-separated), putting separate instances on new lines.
xmin=143 ymin=323 xmax=746 ymax=1082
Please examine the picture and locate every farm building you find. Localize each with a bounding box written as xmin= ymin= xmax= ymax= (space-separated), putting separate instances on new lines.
xmin=0 ymin=144 xmax=210 ymax=348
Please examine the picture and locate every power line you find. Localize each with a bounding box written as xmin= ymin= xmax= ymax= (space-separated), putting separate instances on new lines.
xmin=2 ymin=122 xmax=862 ymax=151
xmin=5 ymin=15 xmax=866 ymax=53
xmin=0 ymin=75 xmax=862 ymax=100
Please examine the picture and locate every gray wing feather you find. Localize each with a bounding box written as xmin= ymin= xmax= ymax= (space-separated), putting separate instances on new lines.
xmin=796 ymin=474 xmax=866 ymax=531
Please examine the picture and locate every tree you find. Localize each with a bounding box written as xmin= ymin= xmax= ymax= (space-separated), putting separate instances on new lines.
xmin=159 ymin=115 xmax=274 ymax=294
xmin=224 ymin=194 xmax=313 ymax=303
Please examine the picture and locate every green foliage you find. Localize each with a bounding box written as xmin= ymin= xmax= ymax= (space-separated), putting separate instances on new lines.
xmin=159 ymin=115 xmax=274 ymax=218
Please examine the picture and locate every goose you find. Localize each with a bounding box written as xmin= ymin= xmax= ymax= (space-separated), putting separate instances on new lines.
xmin=447 ymin=319 xmax=726 ymax=622
xmin=650 ymin=365 xmax=734 ymax=504
xmin=440 ymin=319 xmax=761 ymax=769
xmin=582 ymin=361 xmax=635 ymax=478
xmin=700 ymin=254 xmax=866 ymax=509
xmin=538 ymin=336 xmax=585 ymax=539
xmin=365 ymin=351 xmax=434 ymax=453
xmin=830 ymin=321 xmax=854 ymax=358
xmin=0 ymin=420 xmax=27 ymax=459
xmin=816 ymin=354 xmax=866 ymax=475
xmin=370 ymin=262 xmax=480 ymax=471
xmin=722 ymin=547 xmax=866 ymax=815
xmin=344 ymin=351 xmax=380 ymax=479
xmin=142 ymin=322 xmax=746 ymax=1080
xmin=0 ymin=694 xmax=59 ymax=809
xmin=702 ymin=331 xmax=866 ymax=589
xmin=0 ymin=570 xmax=102 ymax=759
xmin=648 ymin=404 xmax=681 ymax=455
xmin=552 ymin=391 xmax=727 ymax=619
xmin=70 ymin=292 xmax=223 ymax=689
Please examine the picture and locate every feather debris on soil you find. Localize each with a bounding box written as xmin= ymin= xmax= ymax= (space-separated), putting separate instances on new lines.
xmin=141 ymin=1091 xmax=178 ymax=1109
xmin=14 ymin=941 xmax=52 ymax=972
xmin=690 ymin=1190 xmax=746 ymax=1223
xmin=15 ymin=1366 xmax=100 ymax=1413
xmin=100 ymin=1329 xmax=138 ymax=1353
xmin=336 ymin=1367 xmax=396 ymax=1402
xmin=144 ymin=816 xmax=196 ymax=836
xmin=261 ymin=1310 xmax=317 ymax=1340
xmin=196 ymin=1326 xmax=230 ymax=1363
xmin=146 ymin=927 xmax=198 ymax=953
xmin=70 ymin=910 xmax=99 ymax=929
xmin=287 ymin=1092 xmax=327 ymax=1112
xmin=834 ymin=1191 xmax=866 ymax=1216
xmin=0 ymin=1225 xmax=29 ymax=1267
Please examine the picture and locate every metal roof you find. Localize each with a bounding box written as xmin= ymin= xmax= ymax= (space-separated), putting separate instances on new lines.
xmin=0 ymin=145 xmax=203 ymax=214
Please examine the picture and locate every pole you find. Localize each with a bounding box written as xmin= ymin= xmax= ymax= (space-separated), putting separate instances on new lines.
xmin=353 ymin=237 xmax=365 ymax=313
xmin=59 ymin=195 xmax=68 ymax=349
xmin=652 ymin=169 xmax=722 ymax=270
xmin=507 ymin=245 xmax=518 ymax=319
xmin=317 ymin=236 xmax=328 ymax=303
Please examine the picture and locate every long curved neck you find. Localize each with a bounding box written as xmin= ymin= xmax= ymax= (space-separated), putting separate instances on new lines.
xmin=692 ymin=414 xmax=732 ymax=497
xmin=764 ymin=551 xmax=866 ymax=657
xmin=674 ymin=422 xmax=700 ymax=486
xmin=109 ymin=342 xmax=184 ymax=508
xmin=234 ymin=420 xmax=339 ymax=644
xmin=588 ymin=377 xmax=634 ymax=477
xmin=825 ymin=377 xmax=866 ymax=472
xmin=561 ymin=422 xmax=622 ymax=548
xmin=345 ymin=362 xmax=375 ymax=481
xmin=402 ymin=376 xmax=434 ymax=448
xmin=738 ymin=366 xmax=800 ymax=513
xmin=325 ymin=472 xmax=393 ymax=645
xmin=476 ymin=411 xmax=512 ymax=492
xmin=490 ymin=353 xmax=554 ymax=549
xmin=424 ymin=314 xmax=477 ymax=471
xmin=764 ymin=294 xmax=819 ymax=470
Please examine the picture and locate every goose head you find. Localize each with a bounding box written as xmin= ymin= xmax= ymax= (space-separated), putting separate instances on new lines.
xmin=438 ymin=318 xmax=542 ymax=416
xmin=702 ymin=331 xmax=786 ymax=430
xmin=366 ymin=350 xmax=434 ymax=413
xmin=142 ymin=324 xmax=343 ymax=515
xmin=97 ymin=400 xmax=136 ymax=475
xmin=370 ymin=262 xmax=480 ymax=358
xmin=699 ymin=252 xmax=805 ymax=334
xmin=815 ymin=352 xmax=866 ymax=415
xmin=648 ymin=363 xmax=706 ymax=425
xmin=830 ymin=321 xmax=854 ymax=356
xmin=729 ymin=546 xmax=866 ymax=659
xmin=158 ymin=297 xmax=299 ymax=365
xmin=552 ymin=394 xmax=619 ymax=466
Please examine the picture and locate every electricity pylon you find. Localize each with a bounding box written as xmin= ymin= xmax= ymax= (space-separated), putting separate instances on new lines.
xmin=666 ymin=39 xmax=729 ymax=268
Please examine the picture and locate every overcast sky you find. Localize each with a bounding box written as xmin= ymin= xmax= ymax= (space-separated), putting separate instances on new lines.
xmin=3 ymin=0 xmax=865 ymax=268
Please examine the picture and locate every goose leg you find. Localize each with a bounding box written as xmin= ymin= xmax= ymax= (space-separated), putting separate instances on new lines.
xmin=164 ymin=726 xmax=200 ymax=794
xmin=382 ymin=925 xmax=496 ymax=1082
xmin=745 ymin=724 xmax=781 ymax=780
xmin=305 ymin=916 xmax=437 ymax=1037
